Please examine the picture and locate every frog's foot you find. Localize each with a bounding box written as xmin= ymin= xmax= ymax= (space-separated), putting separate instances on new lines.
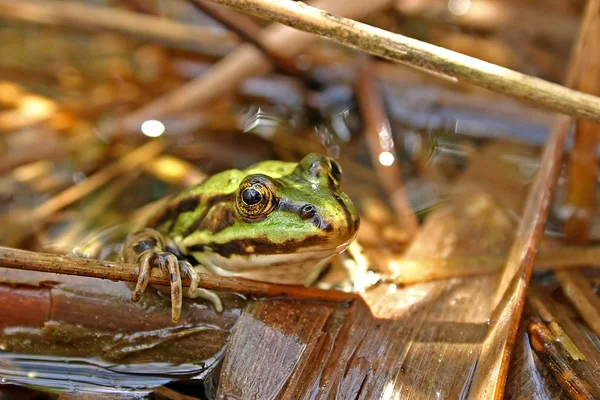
xmin=122 ymin=229 xmax=202 ymax=323
xmin=132 ymin=250 xmax=183 ymax=322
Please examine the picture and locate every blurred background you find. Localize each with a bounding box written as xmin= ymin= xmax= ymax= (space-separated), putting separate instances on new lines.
xmin=0 ymin=0 xmax=598 ymax=399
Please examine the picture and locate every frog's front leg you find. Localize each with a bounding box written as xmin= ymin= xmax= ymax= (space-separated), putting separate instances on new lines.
xmin=121 ymin=228 xmax=203 ymax=322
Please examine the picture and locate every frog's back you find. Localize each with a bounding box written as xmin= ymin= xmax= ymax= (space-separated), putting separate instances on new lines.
xmin=147 ymin=160 xmax=298 ymax=237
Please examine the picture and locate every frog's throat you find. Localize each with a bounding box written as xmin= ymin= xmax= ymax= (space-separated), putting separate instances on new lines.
xmin=192 ymin=248 xmax=340 ymax=285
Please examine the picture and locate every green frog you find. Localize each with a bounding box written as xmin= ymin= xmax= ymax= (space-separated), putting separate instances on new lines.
xmin=121 ymin=153 xmax=360 ymax=322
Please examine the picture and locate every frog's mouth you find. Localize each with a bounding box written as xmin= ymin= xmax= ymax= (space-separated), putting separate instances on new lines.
xmin=193 ymin=248 xmax=340 ymax=285
xmin=186 ymin=233 xmax=353 ymax=259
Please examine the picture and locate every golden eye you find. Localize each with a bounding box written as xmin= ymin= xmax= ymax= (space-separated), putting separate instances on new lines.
xmin=236 ymin=177 xmax=276 ymax=219
xmin=327 ymin=158 xmax=342 ymax=183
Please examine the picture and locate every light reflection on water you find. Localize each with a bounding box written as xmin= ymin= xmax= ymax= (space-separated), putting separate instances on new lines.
xmin=0 ymin=352 xmax=215 ymax=395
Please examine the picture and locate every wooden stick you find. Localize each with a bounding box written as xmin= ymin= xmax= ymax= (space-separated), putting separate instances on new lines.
xmin=0 ymin=0 xmax=237 ymax=55
xmin=207 ymin=0 xmax=600 ymax=122
xmin=0 ymin=246 xmax=358 ymax=304
xmin=528 ymin=317 xmax=597 ymax=399
xmin=186 ymin=0 xmax=320 ymax=88
xmin=556 ymin=271 xmax=600 ymax=337
xmin=355 ymin=55 xmax=418 ymax=235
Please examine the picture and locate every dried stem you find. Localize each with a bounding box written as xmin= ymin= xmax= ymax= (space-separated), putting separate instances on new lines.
xmin=527 ymin=317 xmax=597 ymax=399
xmin=0 ymin=246 xmax=358 ymax=304
xmin=386 ymin=245 xmax=600 ymax=283
xmin=355 ymin=55 xmax=419 ymax=236
xmin=207 ymin=0 xmax=600 ymax=122
xmin=0 ymin=0 xmax=236 ymax=54
xmin=187 ymin=0 xmax=320 ymax=88
xmin=555 ymin=272 xmax=600 ymax=337
xmin=564 ymin=17 xmax=600 ymax=243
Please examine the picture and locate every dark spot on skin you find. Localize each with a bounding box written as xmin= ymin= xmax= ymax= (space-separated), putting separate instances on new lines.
xmin=201 ymin=206 xmax=236 ymax=234
xmin=175 ymin=196 xmax=200 ymax=213
xmin=132 ymin=237 xmax=158 ymax=254
xmin=181 ymin=193 xmax=235 ymax=237
xmin=165 ymin=244 xmax=183 ymax=258
xmin=149 ymin=195 xmax=202 ymax=230
xmin=188 ymin=235 xmax=327 ymax=258
xmin=170 ymin=273 xmax=178 ymax=283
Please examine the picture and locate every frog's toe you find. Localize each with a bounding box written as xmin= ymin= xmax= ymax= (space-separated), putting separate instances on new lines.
xmin=131 ymin=250 xmax=153 ymax=302
xmin=179 ymin=260 xmax=201 ymax=296
xmin=155 ymin=252 xmax=183 ymax=323
xmin=187 ymin=288 xmax=223 ymax=313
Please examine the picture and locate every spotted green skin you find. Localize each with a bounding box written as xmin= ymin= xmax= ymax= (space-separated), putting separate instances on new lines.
xmin=147 ymin=153 xmax=359 ymax=284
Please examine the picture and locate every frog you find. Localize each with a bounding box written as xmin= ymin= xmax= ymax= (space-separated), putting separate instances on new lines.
xmin=121 ymin=153 xmax=360 ymax=322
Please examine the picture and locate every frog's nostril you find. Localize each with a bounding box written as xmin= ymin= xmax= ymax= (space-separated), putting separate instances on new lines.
xmin=300 ymin=204 xmax=317 ymax=219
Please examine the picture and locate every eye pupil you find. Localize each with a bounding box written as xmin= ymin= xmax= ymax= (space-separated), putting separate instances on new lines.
xmin=242 ymin=188 xmax=262 ymax=205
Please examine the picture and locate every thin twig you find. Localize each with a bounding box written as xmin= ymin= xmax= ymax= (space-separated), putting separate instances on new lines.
xmin=0 ymin=0 xmax=237 ymax=55
xmin=527 ymin=317 xmax=597 ymax=399
xmin=355 ymin=55 xmax=418 ymax=235
xmin=385 ymin=245 xmax=600 ymax=283
xmin=555 ymin=272 xmax=600 ymax=337
xmin=207 ymin=0 xmax=600 ymax=122
xmin=0 ymin=246 xmax=358 ymax=304
xmin=187 ymin=0 xmax=321 ymax=89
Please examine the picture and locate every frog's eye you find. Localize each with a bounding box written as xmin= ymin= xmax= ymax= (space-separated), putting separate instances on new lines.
xmin=237 ymin=178 xmax=276 ymax=219
xmin=327 ymin=158 xmax=342 ymax=183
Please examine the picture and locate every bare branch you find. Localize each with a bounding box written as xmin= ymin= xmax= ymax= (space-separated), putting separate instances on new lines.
xmin=207 ymin=0 xmax=600 ymax=121
xmin=0 ymin=246 xmax=357 ymax=304
xmin=0 ymin=0 xmax=236 ymax=55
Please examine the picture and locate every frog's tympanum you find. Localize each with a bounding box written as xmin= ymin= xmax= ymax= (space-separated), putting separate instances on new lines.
xmin=121 ymin=153 xmax=360 ymax=322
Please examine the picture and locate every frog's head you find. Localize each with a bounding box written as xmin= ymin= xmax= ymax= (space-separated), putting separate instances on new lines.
xmin=186 ymin=153 xmax=360 ymax=284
